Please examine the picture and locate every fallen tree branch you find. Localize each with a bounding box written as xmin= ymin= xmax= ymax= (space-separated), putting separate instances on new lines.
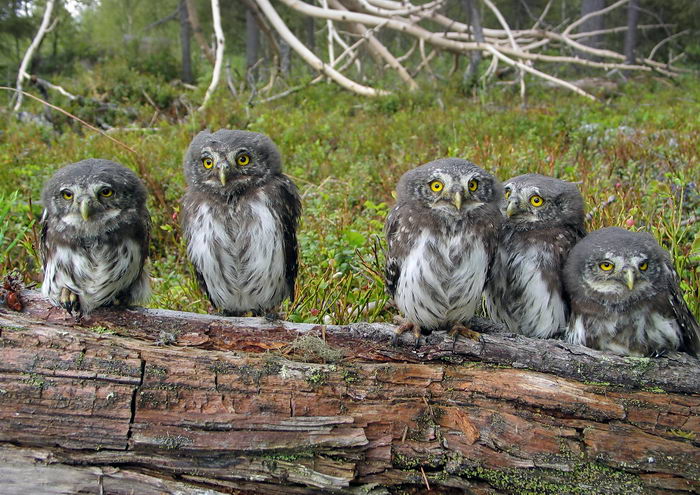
xmin=261 ymin=0 xmax=688 ymax=99
xmin=648 ymin=29 xmax=690 ymax=61
xmin=256 ymin=0 xmax=388 ymax=96
xmin=329 ymin=0 xmax=416 ymax=89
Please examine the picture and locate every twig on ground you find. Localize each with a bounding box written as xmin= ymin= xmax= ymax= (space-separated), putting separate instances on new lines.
xmin=585 ymin=195 xmax=617 ymax=222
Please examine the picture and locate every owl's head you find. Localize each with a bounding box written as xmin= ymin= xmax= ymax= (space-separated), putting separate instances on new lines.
xmin=396 ymin=158 xmax=502 ymax=216
xmin=184 ymin=129 xmax=282 ymax=195
xmin=41 ymin=159 xmax=147 ymax=233
xmin=564 ymin=227 xmax=669 ymax=305
xmin=503 ymin=174 xmax=584 ymax=229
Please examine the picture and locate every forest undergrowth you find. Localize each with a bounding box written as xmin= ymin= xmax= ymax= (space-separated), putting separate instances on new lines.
xmin=0 ymin=73 xmax=698 ymax=324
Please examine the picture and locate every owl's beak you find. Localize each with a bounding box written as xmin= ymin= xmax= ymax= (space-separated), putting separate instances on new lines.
xmin=506 ymin=200 xmax=518 ymax=217
xmin=453 ymin=191 xmax=462 ymax=210
xmin=624 ymin=268 xmax=635 ymax=290
xmin=80 ymin=198 xmax=91 ymax=221
xmin=219 ymin=167 xmax=227 ymax=186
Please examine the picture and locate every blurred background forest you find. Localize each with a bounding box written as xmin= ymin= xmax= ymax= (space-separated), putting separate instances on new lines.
xmin=0 ymin=0 xmax=698 ymax=324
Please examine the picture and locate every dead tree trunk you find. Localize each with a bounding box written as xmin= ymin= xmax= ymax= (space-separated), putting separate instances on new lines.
xmin=179 ymin=0 xmax=194 ymax=84
xmin=1 ymin=291 xmax=699 ymax=494
xmin=462 ymin=0 xmax=485 ymax=88
xmin=185 ymin=0 xmax=216 ymax=65
xmin=624 ymin=0 xmax=641 ymax=64
xmin=578 ymin=0 xmax=605 ymax=59
xmin=246 ymin=8 xmax=261 ymax=82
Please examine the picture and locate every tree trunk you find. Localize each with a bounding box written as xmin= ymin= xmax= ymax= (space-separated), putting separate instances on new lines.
xmin=578 ymin=0 xmax=605 ymax=60
xmin=179 ymin=0 xmax=194 ymax=84
xmin=185 ymin=0 xmax=216 ymax=65
xmin=305 ymin=16 xmax=315 ymax=53
xmin=462 ymin=0 xmax=484 ymax=88
xmin=246 ymin=8 xmax=261 ymax=81
xmin=624 ymin=0 xmax=640 ymax=64
xmin=1 ymin=291 xmax=699 ymax=494
xmin=11 ymin=0 xmax=55 ymax=111
xmin=280 ymin=39 xmax=291 ymax=76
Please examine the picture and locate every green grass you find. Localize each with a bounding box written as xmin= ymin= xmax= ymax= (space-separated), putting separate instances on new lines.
xmin=0 ymin=74 xmax=698 ymax=324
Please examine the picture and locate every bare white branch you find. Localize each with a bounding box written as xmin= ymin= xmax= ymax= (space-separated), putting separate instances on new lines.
xmin=564 ymin=0 xmax=629 ymax=37
xmin=249 ymin=0 xmax=689 ymax=100
xmin=12 ymin=0 xmax=56 ymax=112
xmin=198 ymin=0 xmax=225 ymax=112
xmin=482 ymin=0 xmax=526 ymax=99
xmin=648 ymin=29 xmax=689 ymax=61
xmin=256 ymin=0 xmax=388 ymax=96
xmin=484 ymin=45 xmax=596 ymax=101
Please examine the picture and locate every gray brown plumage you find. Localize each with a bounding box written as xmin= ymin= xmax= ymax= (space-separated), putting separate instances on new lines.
xmin=181 ymin=129 xmax=301 ymax=316
xmin=40 ymin=159 xmax=151 ymax=315
xmin=385 ymin=158 xmax=503 ymax=344
xmin=563 ymin=227 xmax=699 ymax=357
xmin=486 ymin=173 xmax=586 ymax=338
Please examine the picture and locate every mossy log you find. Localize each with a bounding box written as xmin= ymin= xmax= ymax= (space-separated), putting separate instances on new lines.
xmin=0 ymin=291 xmax=699 ymax=494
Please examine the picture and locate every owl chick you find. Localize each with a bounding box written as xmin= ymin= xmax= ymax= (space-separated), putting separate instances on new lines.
xmin=181 ymin=130 xmax=301 ymax=317
xmin=486 ymin=174 xmax=586 ymax=338
xmin=40 ymin=159 xmax=151 ymax=315
xmin=385 ymin=158 xmax=502 ymax=345
xmin=563 ymin=227 xmax=699 ymax=357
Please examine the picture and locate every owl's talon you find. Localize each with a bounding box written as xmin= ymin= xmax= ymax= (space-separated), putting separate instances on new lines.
xmin=392 ymin=320 xmax=417 ymax=347
xmin=649 ymin=348 xmax=668 ymax=358
xmin=59 ymin=287 xmax=81 ymax=316
xmin=448 ymin=324 xmax=481 ymax=342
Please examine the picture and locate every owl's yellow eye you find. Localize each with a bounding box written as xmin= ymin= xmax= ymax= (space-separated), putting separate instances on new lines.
xmin=202 ymin=157 xmax=214 ymax=169
xmin=99 ymin=187 xmax=114 ymax=198
xmin=530 ymin=195 xmax=544 ymax=207
xmin=429 ymin=180 xmax=443 ymax=192
xmin=504 ymin=189 xmax=511 ymax=200
xmin=468 ymin=179 xmax=478 ymax=192
xmin=236 ymin=153 xmax=251 ymax=166
xmin=639 ymin=261 xmax=648 ymax=271
xmin=599 ymin=261 xmax=614 ymax=272
xmin=61 ymin=190 xmax=73 ymax=200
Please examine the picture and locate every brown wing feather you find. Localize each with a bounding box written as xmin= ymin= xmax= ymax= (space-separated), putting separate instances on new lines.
xmin=664 ymin=260 xmax=700 ymax=356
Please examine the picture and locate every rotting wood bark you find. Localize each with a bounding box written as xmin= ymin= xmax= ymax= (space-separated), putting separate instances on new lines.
xmin=0 ymin=290 xmax=698 ymax=494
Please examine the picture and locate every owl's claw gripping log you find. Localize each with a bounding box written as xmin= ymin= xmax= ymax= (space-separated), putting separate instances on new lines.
xmin=392 ymin=320 xmax=421 ymax=347
xmin=448 ymin=324 xmax=481 ymax=341
xmin=391 ymin=320 xmax=420 ymax=346
xmin=59 ymin=287 xmax=81 ymax=317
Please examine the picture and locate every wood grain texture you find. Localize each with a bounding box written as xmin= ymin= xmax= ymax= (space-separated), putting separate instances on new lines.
xmin=0 ymin=290 xmax=699 ymax=494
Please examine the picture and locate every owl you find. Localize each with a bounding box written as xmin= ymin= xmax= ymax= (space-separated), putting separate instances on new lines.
xmin=563 ymin=227 xmax=700 ymax=357
xmin=181 ymin=130 xmax=301 ymax=317
xmin=486 ymin=174 xmax=586 ymax=338
xmin=40 ymin=159 xmax=151 ymax=315
xmin=385 ymin=158 xmax=503 ymax=345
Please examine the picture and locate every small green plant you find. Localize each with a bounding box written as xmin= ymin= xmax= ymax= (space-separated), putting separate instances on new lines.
xmin=0 ymin=191 xmax=36 ymax=274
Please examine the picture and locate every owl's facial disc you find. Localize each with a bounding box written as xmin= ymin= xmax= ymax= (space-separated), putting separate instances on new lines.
xmin=586 ymin=253 xmax=651 ymax=299
xmin=427 ymin=174 xmax=466 ymax=212
xmin=200 ymin=146 xmax=259 ymax=190
xmin=504 ymin=185 xmax=542 ymax=222
xmin=59 ymin=184 xmax=119 ymax=225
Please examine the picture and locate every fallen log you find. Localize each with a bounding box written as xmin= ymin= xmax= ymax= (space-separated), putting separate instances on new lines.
xmin=0 ymin=290 xmax=698 ymax=494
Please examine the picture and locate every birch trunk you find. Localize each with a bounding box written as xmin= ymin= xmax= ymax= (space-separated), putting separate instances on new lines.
xmin=11 ymin=0 xmax=55 ymax=112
